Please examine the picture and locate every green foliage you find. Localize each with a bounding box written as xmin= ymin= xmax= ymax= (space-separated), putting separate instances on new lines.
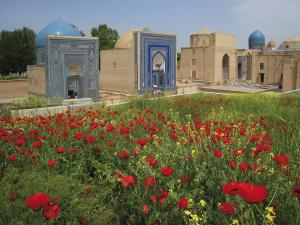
xmin=12 ymin=95 xmax=63 ymax=110
xmin=0 ymin=74 xmax=27 ymax=80
xmin=91 ymin=24 xmax=119 ymax=51
xmin=0 ymin=27 xmax=36 ymax=75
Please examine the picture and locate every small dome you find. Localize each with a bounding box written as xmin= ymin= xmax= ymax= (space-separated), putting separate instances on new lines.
xmin=197 ymin=27 xmax=213 ymax=35
xmin=249 ymin=30 xmax=265 ymax=49
xmin=115 ymin=29 xmax=141 ymax=49
xmin=36 ymin=19 xmax=81 ymax=46
xmin=267 ymin=39 xmax=276 ymax=49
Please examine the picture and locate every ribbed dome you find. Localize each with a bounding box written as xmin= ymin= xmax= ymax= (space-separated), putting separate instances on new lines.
xmin=268 ymin=39 xmax=276 ymax=49
xmin=249 ymin=30 xmax=265 ymax=49
xmin=36 ymin=19 xmax=81 ymax=46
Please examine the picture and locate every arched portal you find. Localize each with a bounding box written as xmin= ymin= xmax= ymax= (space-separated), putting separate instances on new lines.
xmin=152 ymin=52 xmax=166 ymax=87
xmin=222 ymin=54 xmax=230 ymax=80
xmin=238 ymin=63 xmax=242 ymax=80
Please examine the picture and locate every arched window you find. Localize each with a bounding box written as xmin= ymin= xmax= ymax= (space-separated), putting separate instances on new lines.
xmin=222 ymin=54 xmax=229 ymax=80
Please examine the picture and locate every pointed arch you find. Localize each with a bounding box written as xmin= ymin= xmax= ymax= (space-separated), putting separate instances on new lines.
xmin=222 ymin=54 xmax=229 ymax=80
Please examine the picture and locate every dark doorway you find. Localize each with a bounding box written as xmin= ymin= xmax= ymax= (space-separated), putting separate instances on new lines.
xmin=279 ymin=74 xmax=283 ymax=89
xmin=222 ymin=54 xmax=230 ymax=80
xmin=67 ymin=77 xmax=81 ymax=99
xmin=238 ymin=63 xmax=242 ymax=80
xmin=260 ymin=73 xmax=265 ymax=83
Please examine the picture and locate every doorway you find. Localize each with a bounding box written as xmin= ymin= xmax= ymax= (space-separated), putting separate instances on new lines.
xmin=192 ymin=70 xmax=197 ymax=80
xmin=152 ymin=52 xmax=166 ymax=88
xmin=238 ymin=63 xmax=242 ymax=80
xmin=67 ymin=77 xmax=81 ymax=99
xmin=222 ymin=54 xmax=230 ymax=80
xmin=260 ymin=73 xmax=265 ymax=83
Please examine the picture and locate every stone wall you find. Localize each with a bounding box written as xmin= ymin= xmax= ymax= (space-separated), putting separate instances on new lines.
xmin=0 ymin=79 xmax=28 ymax=99
xmin=27 ymin=65 xmax=46 ymax=96
xmin=100 ymin=49 xmax=135 ymax=93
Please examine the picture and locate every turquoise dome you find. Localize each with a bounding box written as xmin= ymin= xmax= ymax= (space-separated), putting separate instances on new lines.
xmin=35 ymin=19 xmax=81 ymax=46
xmin=249 ymin=30 xmax=265 ymax=49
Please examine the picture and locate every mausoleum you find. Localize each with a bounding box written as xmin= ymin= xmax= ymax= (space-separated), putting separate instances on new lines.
xmin=100 ymin=29 xmax=176 ymax=93
xmin=28 ymin=19 xmax=99 ymax=100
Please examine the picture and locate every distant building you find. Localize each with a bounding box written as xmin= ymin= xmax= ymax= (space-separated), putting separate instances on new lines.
xmin=27 ymin=19 xmax=99 ymax=100
xmin=180 ymin=28 xmax=300 ymax=91
xmin=180 ymin=28 xmax=237 ymax=85
xmin=100 ymin=29 xmax=176 ymax=94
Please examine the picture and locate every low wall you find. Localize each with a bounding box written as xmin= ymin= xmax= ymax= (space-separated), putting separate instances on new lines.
xmin=0 ymin=79 xmax=28 ymax=99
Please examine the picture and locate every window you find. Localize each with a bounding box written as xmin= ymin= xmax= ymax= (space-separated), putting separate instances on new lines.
xmin=192 ymin=59 xmax=196 ymax=66
xmin=113 ymin=62 xmax=116 ymax=68
xmin=260 ymin=63 xmax=264 ymax=70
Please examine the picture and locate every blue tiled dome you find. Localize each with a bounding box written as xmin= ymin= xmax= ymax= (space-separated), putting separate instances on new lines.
xmin=249 ymin=30 xmax=265 ymax=49
xmin=35 ymin=19 xmax=81 ymax=46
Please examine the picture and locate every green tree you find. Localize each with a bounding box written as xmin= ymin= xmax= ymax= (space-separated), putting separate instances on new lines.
xmin=0 ymin=27 xmax=36 ymax=75
xmin=91 ymin=24 xmax=119 ymax=50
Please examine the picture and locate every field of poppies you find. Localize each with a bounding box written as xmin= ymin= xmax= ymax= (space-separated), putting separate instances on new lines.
xmin=0 ymin=93 xmax=299 ymax=225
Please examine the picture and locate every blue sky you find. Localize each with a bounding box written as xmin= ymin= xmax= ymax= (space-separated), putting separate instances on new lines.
xmin=1 ymin=0 xmax=299 ymax=51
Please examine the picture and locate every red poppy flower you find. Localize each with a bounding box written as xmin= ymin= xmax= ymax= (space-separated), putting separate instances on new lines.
xmin=145 ymin=177 xmax=156 ymax=187
xmin=86 ymin=136 xmax=96 ymax=143
xmin=239 ymin=184 xmax=268 ymax=204
xmin=292 ymin=186 xmax=300 ymax=199
xmin=7 ymin=155 xmax=17 ymax=161
xmin=33 ymin=141 xmax=41 ymax=148
xmin=26 ymin=193 xmax=51 ymax=211
xmin=74 ymin=133 xmax=84 ymax=140
xmin=119 ymin=151 xmax=129 ymax=159
xmin=222 ymin=182 xmax=252 ymax=195
xmin=115 ymin=171 xmax=123 ymax=178
xmin=220 ymin=202 xmax=236 ymax=215
xmin=119 ymin=126 xmax=130 ymax=134
xmin=43 ymin=205 xmax=60 ymax=219
xmin=106 ymin=124 xmax=116 ymax=132
xmin=273 ymin=154 xmax=289 ymax=164
xmin=121 ymin=176 xmax=136 ymax=187
xmin=137 ymin=139 xmax=148 ymax=148
xmin=214 ymin=150 xmax=223 ymax=158
xmin=150 ymin=195 xmax=157 ymax=203
xmin=145 ymin=156 xmax=158 ymax=167
xmin=160 ymin=191 xmax=169 ymax=198
xmin=171 ymin=134 xmax=178 ymax=140
xmin=56 ymin=146 xmax=64 ymax=154
xmin=229 ymin=161 xmax=236 ymax=168
xmin=181 ymin=176 xmax=191 ymax=183
xmin=161 ymin=166 xmax=173 ymax=176
xmin=232 ymin=148 xmax=245 ymax=157
xmin=48 ymin=160 xmax=56 ymax=167
xmin=143 ymin=204 xmax=150 ymax=215
xmin=14 ymin=139 xmax=25 ymax=146
xmin=239 ymin=162 xmax=250 ymax=172
xmin=177 ymin=198 xmax=188 ymax=209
